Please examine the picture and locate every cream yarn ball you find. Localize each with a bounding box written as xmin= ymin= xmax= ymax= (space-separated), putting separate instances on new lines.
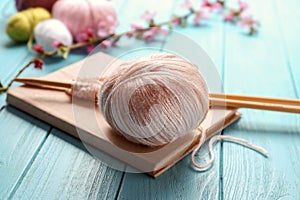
xmin=34 ymin=19 xmax=73 ymax=52
xmin=99 ymin=53 xmax=209 ymax=146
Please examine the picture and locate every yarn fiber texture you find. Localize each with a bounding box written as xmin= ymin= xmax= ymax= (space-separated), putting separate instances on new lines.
xmin=6 ymin=8 xmax=51 ymax=42
xmin=34 ymin=19 xmax=73 ymax=52
xmin=99 ymin=53 xmax=209 ymax=147
xmin=16 ymin=0 xmax=58 ymax=11
xmin=52 ymin=0 xmax=118 ymax=41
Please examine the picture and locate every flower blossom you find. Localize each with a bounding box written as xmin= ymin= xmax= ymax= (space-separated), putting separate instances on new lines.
xmin=32 ymin=45 xmax=44 ymax=53
xmin=86 ymin=45 xmax=94 ymax=53
xmin=171 ymin=16 xmax=181 ymax=26
xmin=97 ymin=16 xmax=118 ymax=38
xmin=237 ymin=14 xmax=258 ymax=29
xmin=180 ymin=0 xmax=193 ymax=10
xmin=100 ymin=40 xmax=113 ymax=49
xmin=193 ymin=8 xmax=207 ymax=26
xmin=201 ymin=0 xmax=223 ymax=12
xmin=76 ymin=28 xmax=94 ymax=42
xmin=52 ymin=41 xmax=63 ymax=48
xmin=142 ymin=27 xmax=169 ymax=42
xmin=141 ymin=10 xmax=156 ymax=22
xmin=33 ymin=59 xmax=43 ymax=69
xmin=222 ymin=10 xmax=236 ymax=22
xmin=238 ymin=0 xmax=249 ymax=11
xmin=126 ymin=23 xmax=145 ymax=38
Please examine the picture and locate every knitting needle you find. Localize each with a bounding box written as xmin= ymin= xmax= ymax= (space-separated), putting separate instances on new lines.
xmin=209 ymin=97 xmax=300 ymax=114
xmin=14 ymin=77 xmax=72 ymax=89
xmin=210 ymin=93 xmax=300 ymax=106
xmin=14 ymin=77 xmax=300 ymax=113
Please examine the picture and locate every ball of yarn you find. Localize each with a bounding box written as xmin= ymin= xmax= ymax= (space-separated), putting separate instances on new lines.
xmin=16 ymin=0 xmax=58 ymax=11
xmin=6 ymin=8 xmax=51 ymax=42
xmin=99 ymin=53 xmax=209 ymax=146
xmin=52 ymin=0 xmax=118 ymax=41
xmin=34 ymin=19 xmax=73 ymax=52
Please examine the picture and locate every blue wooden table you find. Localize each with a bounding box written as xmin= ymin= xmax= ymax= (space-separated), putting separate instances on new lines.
xmin=1 ymin=0 xmax=300 ymax=199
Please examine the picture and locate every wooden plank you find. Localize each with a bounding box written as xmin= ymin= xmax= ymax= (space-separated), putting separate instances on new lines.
xmin=9 ymin=0 xmax=168 ymax=197
xmin=118 ymin=0 xmax=226 ymax=199
xmin=119 ymin=155 xmax=220 ymax=200
xmin=0 ymin=0 xmax=16 ymax=21
xmin=11 ymin=129 xmax=124 ymax=200
xmin=222 ymin=0 xmax=300 ymax=199
xmin=274 ymin=0 xmax=300 ymax=96
xmin=0 ymin=1 xmax=28 ymax=106
xmin=0 ymin=106 xmax=50 ymax=199
xmin=166 ymin=3 xmax=225 ymax=73
xmin=3 ymin=1 xmax=127 ymax=199
xmin=273 ymin=0 xmax=300 ymax=197
xmin=8 ymin=1 xmax=133 ymax=199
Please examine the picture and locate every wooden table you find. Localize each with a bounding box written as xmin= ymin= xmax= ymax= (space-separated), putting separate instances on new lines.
xmin=1 ymin=0 xmax=299 ymax=199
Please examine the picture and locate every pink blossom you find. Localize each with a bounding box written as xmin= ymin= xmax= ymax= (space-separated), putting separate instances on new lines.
xmin=52 ymin=41 xmax=62 ymax=48
xmin=33 ymin=59 xmax=43 ymax=70
xmin=141 ymin=10 xmax=156 ymax=21
xmin=130 ymin=23 xmax=144 ymax=30
xmin=237 ymin=14 xmax=258 ymax=29
xmin=97 ymin=18 xmax=117 ymax=38
xmin=142 ymin=27 xmax=169 ymax=42
xmin=100 ymin=40 xmax=113 ymax=48
xmin=125 ymin=32 xmax=134 ymax=38
xmin=171 ymin=17 xmax=181 ymax=26
xmin=180 ymin=0 xmax=193 ymax=10
xmin=222 ymin=11 xmax=235 ymax=22
xmin=86 ymin=28 xmax=94 ymax=38
xmin=86 ymin=45 xmax=94 ymax=53
xmin=202 ymin=0 xmax=223 ymax=12
xmin=126 ymin=23 xmax=145 ymax=38
xmin=143 ymin=28 xmax=158 ymax=42
xmin=238 ymin=0 xmax=249 ymax=11
xmin=32 ymin=45 xmax=44 ymax=53
xmin=76 ymin=32 xmax=88 ymax=42
xmin=97 ymin=30 xmax=110 ymax=38
xmin=76 ymin=28 xmax=94 ymax=42
xmin=193 ymin=8 xmax=207 ymax=26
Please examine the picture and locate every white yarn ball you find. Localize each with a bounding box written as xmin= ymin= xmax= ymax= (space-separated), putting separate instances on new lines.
xmin=99 ymin=53 xmax=209 ymax=146
xmin=34 ymin=19 xmax=73 ymax=52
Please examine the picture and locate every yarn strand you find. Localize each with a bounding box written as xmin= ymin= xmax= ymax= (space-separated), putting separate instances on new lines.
xmin=191 ymin=132 xmax=268 ymax=170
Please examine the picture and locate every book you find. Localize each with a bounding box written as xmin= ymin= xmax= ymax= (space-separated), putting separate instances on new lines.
xmin=7 ymin=52 xmax=240 ymax=177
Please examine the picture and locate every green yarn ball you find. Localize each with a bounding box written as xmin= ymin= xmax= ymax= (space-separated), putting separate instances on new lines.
xmin=6 ymin=8 xmax=51 ymax=42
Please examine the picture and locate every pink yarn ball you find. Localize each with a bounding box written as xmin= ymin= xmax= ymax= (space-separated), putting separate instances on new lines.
xmin=52 ymin=0 xmax=118 ymax=41
xmin=16 ymin=0 xmax=58 ymax=11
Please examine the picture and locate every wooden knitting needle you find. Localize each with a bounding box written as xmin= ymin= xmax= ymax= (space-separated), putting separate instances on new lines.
xmin=209 ymin=97 xmax=300 ymax=113
xmin=14 ymin=77 xmax=72 ymax=89
xmin=14 ymin=77 xmax=300 ymax=114
xmin=210 ymin=93 xmax=300 ymax=106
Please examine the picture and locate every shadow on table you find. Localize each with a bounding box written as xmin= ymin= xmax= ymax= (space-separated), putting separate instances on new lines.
xmin=6 ymin=105 xmax=50 ymax=132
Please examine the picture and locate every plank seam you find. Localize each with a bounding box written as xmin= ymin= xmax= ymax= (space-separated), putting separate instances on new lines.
xmin=114 ymin=171 xmax=126 ymax=200
xmin=7 ymin=127 xmax=52 ymax=199
xmin=219 ymin=130 xmax=224 ymax=200
xmin=219 ymin=19 xmax=227 ymax=200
